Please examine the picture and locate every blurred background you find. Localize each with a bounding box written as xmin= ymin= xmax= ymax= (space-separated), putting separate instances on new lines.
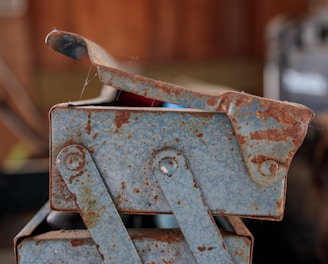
xmin=1 ymin=0 xmax=328 ymax=263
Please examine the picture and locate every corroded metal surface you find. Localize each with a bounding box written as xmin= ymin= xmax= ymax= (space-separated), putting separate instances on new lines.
xmin=50 ymin=106 xmax=288 ymax=220
xmin=46 ymin=30 xmax=314 ymax=190
xmin=57 ymin=145 xmax=142 ymax=263
xmin=27 ymin=30 xmax=316 ymax=264
xmin=15 ymin=204 xmax=252 ymax=264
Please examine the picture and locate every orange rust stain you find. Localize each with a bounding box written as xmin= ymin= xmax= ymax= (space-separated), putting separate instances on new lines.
xmin=198 ymin=246 xmax=205 ymax=251
xmin=269 ymin=162 xmax=279 ymax=175
xmin=133 ymin=188 xmax=140 ymax=194
xmin=68 ymin=170 xmax=84 ymax=184
xmin=114 ymin=111 xmax=131 ymax=130
xmin=192 ymin=178 xmax=199 ymax=189
xmin=251 ymin=155 xmax=291 ymax=167
xmin=236 ymin=134 xmax=246 ymax=145
xmin=86 ymin=112 xmax=92 ymax=135
xmin=71 ymin=240 xmax=89 ymax=247
xmin=207 ymin=97 xmax=217 ymax=107
xmin=92 ymin=132 xmax=99 ymax=140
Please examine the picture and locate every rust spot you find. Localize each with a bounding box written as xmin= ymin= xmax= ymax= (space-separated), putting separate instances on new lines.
xmin=114 ymin=111 xmax=131 ymax=130
xmin=86 ymin=112 xmax=92 ymax=135
xmin=134 ymin=188 xmax=140 ymax=194
xmin=177 ymin=199 xmax=181 ymax=205
xmin=71 ymin=240 xmax=88 ymax=247
xmin=255 ymin=102 xmax=314 ymax=146
xmin=251 ymin=155 xmax=287 ymax=171
xmin=197 ymin=133 xmax=203 ymax=138
xmin=95 ymin=244 xmax=104 ymax=261
xmin=154 ymin=195 xmax=158 ymax=200
xmin=198 ymin=246 xmax=214 ymax=252
xmin=121 ymin=181 xmax=126 ymax=190
xmin=207 ymin=97 xmax=217 ymax=106
xmin=236 ymin=134 xmax=246 ymax=145
xmin=192 ymin=178 xmax=199 ymax=189
xmin=68 ymin=170 xmax=84 ymax=184
xmin=92 ymin=132 xmax=99 ymax=140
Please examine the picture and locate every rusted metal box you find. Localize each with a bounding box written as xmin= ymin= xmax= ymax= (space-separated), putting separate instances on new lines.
xmin=15 ymin=30 xmax=314 ymax=263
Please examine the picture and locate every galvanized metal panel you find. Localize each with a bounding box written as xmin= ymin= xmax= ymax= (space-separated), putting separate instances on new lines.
xmin=15 ymin=205 xmax=252 ymax=264
xmin=50 ymin=106 xmax=286 ymax=219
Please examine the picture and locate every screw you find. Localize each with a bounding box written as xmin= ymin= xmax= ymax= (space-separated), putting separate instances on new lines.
xmin=64 ymin=150 xmax=85 ymax=171
xmin=260 ymin=160 xmax=279 ymax=176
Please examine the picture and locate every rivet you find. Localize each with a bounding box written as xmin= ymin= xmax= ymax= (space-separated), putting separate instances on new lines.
xmin=159 ymin=157 xmax=177 ymax=176
xmin=64 ymin=151 xmax=85 ymax=171
xmin=260 ymin=160 xmax=279 ymax=176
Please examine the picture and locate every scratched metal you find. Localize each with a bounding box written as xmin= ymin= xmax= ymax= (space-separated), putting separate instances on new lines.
xmin=15 ymin=204 xmax=252 ymax=264
xmin=153 ymin=148 xmax=234 ymax=263
xmin=56 ymin=144 xmax=142 ymax=264
xmin=51 ymin=106 xmax=286 ymax=220
xmin=46 ymin=30 xmax=314 ymax=190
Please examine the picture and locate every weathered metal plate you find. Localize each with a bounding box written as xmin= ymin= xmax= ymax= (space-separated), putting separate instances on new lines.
xmin=46 ymin=30 xmax=314 ymax=189
xmin=15 ymin=204 xmax=253 ymax=264
xmin=52 ymin=106 xmax=287 ymax=220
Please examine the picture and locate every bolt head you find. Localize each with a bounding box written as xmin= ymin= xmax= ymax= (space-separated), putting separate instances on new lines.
xmin=159 ymin=157 xmax=177 ymax=176
xmin=260 ymin=160 xmax=279 ymax=177
xmin=64 ymin=151 xmax=85 ymax=171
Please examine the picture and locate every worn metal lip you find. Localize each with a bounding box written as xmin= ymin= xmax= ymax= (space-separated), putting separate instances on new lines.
xmin=45 ymin=29 xmax=314 ymax=114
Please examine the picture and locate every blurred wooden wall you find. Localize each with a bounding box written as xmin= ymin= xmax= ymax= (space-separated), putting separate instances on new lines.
xmin=0 ymin=0 xmax=311 ymax=162
xmin=27 ymin=0 xmax=309 ymax=70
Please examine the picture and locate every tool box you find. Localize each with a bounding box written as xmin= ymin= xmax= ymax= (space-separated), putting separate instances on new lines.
xmin=14 ymin=30 xmax=314 ymax=263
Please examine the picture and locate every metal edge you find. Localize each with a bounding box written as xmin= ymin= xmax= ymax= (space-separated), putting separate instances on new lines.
xmin=13 ymin=202 xmax=50 ymax=263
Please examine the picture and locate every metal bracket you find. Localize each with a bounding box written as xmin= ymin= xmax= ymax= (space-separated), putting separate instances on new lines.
xmin=153 ymin=148 xmax=234 ymax=263
xmin=56 ymin=144 xmax=142 ymax=264
xmin=56 ymin=144 xmax=239 ymax=263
